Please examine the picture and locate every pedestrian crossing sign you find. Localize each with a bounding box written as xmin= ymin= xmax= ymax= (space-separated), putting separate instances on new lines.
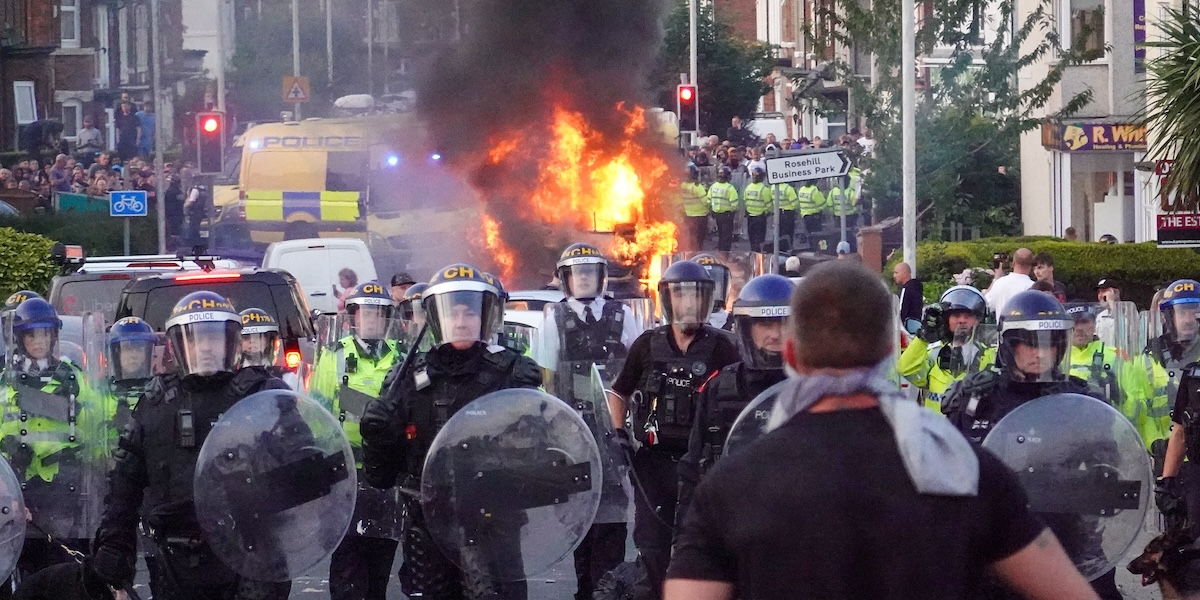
xmin=282 ymin=76 xmax=311 ymax=103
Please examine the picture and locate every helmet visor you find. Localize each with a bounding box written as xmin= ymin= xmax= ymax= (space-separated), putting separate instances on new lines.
xmin=15 ymin=327 xmax=57 ymax=363
xmin=240 ymin=331 xmax=281 ymax=367
xmin=110 ymin=338 xmax=156 ymax=380
xmin=425 ymin=290 xmax=503 ymax=348
xmin=707 ymin=266 xmax=731 ymax=308
xmin=560 ymin=263 xmax=607 ymax=300
xmin=352 ymin=304 xmax=392 ymax=341
xmin=1000 ymin=328 xmax=1072 ymax=383
xmin=1163 ymin=302 xmax=1200 ymax=346
xmin=734 ymin=315 xmax=786 ymax=369
xmin=171 ymin=321 xmax=241 ymax=376
xmin=661 ymin=281 xmax=715 ymax=328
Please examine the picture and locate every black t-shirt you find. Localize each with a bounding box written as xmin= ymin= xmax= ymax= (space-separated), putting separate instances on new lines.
xmin=610 ymin=326 xmax=740 ymax=398
xmin=898 ymin=278 xmax=924 ymax=324
xmin=668 ymin=407 xmax=1043 ymax=600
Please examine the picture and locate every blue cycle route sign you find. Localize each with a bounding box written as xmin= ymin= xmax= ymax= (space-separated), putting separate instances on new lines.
xmin=109 ymin=190 xmax=149 ymax=218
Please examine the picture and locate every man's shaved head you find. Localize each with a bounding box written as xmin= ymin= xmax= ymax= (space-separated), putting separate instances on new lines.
xmin=788 ymin=261 xmax=893 ymax=369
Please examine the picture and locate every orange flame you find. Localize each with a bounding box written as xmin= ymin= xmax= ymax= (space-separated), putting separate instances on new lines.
xmin=481 ymin=214 xmax=517 ymax=282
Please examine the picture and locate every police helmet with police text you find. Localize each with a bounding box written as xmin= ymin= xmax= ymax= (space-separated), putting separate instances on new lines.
xmin=11 ymin=298 xmax=62 ymax=361
xmin=658 ymin=260 xmax=715 ymax=332
xmin=423 ymin=264 xmax=504 ymax=349
xmin=165 ymin=291 xmax=241 ymax=376
xmin=1159 ymin=279 xmax=1200 ymax=345
xmin=997 ymin=291 xmax=1073 ymax=383
xmin=344 ymin=281 xmax=394 ymax=340
xmin=239 ymin=308 xmax=281 ymax=367
xmin=557 ymin=243 xmax=608 ymax=301
xmin=691 ymin=254 xmax=731 ymax=310
xmin=731 ymin=274 xmax=793 ymax=369
xmin=107 ymin=316 xmax=157 ymax=381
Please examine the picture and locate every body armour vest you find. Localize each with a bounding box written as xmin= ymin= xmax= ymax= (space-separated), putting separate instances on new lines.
xmin=633 ymin=327 xmax=721 ymax=453
xmin=698 ymin=364 xmax=785 ymax=475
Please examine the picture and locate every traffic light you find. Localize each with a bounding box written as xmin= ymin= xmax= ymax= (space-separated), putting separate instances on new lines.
xmin=677 ymin=84 xmax=699 ymax=132
xmin=195 ymin=111 xmax=225 ymax=174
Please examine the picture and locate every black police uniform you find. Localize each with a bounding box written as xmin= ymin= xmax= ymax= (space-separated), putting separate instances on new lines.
xmin=610 ymin=325 xmax=739 ymax=599
xmin=90 ymin=367 xmax=293 ymax=600
xmin=360 ymin=342 xmax=542 ymax=600
xmin=1168 ymin=366 xmax=1200 ymax=539
xmin=942 ymin=372 xmax=1121 ymax=600
xmin=551 ymin=300 xmax=631 ymax=600
xmin=676 ymin=362 xmax=785 ymax=526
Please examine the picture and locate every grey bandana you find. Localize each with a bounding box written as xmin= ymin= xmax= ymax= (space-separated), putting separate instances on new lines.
xmin=766 ymin=359 xmax=979 ymax=497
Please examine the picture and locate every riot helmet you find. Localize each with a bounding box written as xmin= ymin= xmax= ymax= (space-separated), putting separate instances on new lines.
xmin=731 ymin=274 xmax=792 ymax=369
xmin=423 ymin=264 xmax=504 ymax=350
xmin=11 ymin=298 xmax=61 ymax=363
xmin=239 ymin=308 xmax=281 ymax=367
xmin=107 ymin=316 xmax=157 ymax=381
xmin=345 ymin=281 xmax=393 ymax=341
xmin=718 ymin=166 xmax=732 ymax=182
xmin=1159 ymin=279 xmax=1200 ymax=346
xmin=691 ymin=254 xmax=731 ymax=311
xmin=557 ymin=243 xmax=608 ymax=301
xmin=1064 ymin=303 xmax=1099 ymax=348
xmin=997 ymin=291 xmax=1072 ymax=383
xmin=657 ymin=260 xmax=715 ymax=334
xmin=165 ymin=291 xmax=242 ymax=377
xmin=484 ymin=272 xmax=507 ymax=337
xmin=399 ymin=283 xmax=429 ymax=324
xmin=751 ymin=167 xmax=765 ymax=184
xmin=940 ymin=285 xmax=986 ymax=344
xmin=3 ymin=290 xmax=41 ymax=312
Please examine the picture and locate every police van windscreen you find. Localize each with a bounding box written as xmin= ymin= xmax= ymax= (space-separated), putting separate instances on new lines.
xmin=55 ymin=278 xmax=134 ymax=322
xmin=139 ymin=282 xmax=311 ymax=339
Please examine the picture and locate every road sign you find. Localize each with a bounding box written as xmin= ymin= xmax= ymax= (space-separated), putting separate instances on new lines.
xmin=109 ymin=190 xmax=148 ymax=218
xmin=764 ymin=150 xmax=850 ymax=185
xmin=282 ymin=76 xmax=311 ymax=103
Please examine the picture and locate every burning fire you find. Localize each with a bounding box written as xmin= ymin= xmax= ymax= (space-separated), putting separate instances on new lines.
xmin=478 ymin=104 xmax=678 ymax=286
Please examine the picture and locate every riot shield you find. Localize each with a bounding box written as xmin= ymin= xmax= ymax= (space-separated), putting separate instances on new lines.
xmin=421 ymin=388 xmax=601 ymax=582
xmin=501 ymin=323 xmax=536 ymax=357
xmin=617 ymin=298 xmax=656 ymax=333
xmin=2 ymin=319 xmax=106 ymax=542
xmin=723 ymin=379 xmax=790 ymax=459
xmin=1144 ymin=297 xmax=1200 ymax=405
xmin=0 ymin=456 xmax=23 ymax=583
xmin=982 ymin=393 xmax=1151 ymax=581
xmin=1064 ymin=303 xmax=1135 ymax=409
xmin=193 ymin=389 xmax=356 ymax=581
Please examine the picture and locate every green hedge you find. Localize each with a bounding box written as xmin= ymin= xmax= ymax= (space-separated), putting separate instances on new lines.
xmin=891 ymin=237 xmax=1200 ymax=309
xmin=0 ymin=213 xmax=159 ymax=257
xmin=0 ymin=228 xmax=57 ymax=299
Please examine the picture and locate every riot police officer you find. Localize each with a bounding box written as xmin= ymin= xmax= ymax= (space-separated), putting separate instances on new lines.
xmin=708 ymin=167 xmax=739 ymax=252
xmin=742 ymin=167 xmax=772 ymax=252
xmin=0 ymin=290 xmax=42 ymax=370
xmin=609 ymin=260 xmax=739 ymax=600
xmin=681 ymin=165 xmax=710 ymax=251
xmin=536 ymin=243 xmax=642 ymax=600
xmin=310 ymin=282 xmax=404 ymax=600
xmin=1146 ymin=279 xmax=1200 ymax=412
xmin=691 ymin=254 xmax=733 ymax=331
xmin=238 ymin=308 xmax=299 ymax=389
xmin=676 ymin=274 xmax=790 ymax=527
xmin=360 ymin=264 xmax=541 ymax=599
xmin=0 ymin=298 xmax=103 ymax=591
xmin=102 ymin=316 xmax=157 ymax=436
xmin=942 ymin=291 xmax=1120 ymax=600
xmin=88 ymin=291 xmax=292 ymax=599
xmin=1157 ymin=285 xmax=1200 ymax=538
xmin=898 ymin=285 xmax=996 ymax=411
xmin=396 ymin=282 xmax=430 ymax=353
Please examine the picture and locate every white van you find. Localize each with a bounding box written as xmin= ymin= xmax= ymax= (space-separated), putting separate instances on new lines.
xmin=262 ymin=238 xmax=379 ymax=314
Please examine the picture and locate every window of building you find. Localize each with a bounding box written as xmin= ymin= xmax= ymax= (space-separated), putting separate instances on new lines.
xmin=60 ymin=100 xmax=82 ymax=140
xmin=59 ymin=0 xmax=80 ymax=48
xmin=1061 ymin=0 xmax=1105 ymax=56
xmin=13 ymin=82 xmax=37 ymax=125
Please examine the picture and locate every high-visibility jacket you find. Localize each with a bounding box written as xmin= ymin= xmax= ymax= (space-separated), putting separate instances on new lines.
xmin=682 ymin=182 xmax=710 ymax=217
xmin=742 ymin=183 xmax=773 ymax=217
xmin=0 ymin=361 xmax=104 ymax=483
xmin=796 ymin=185 xmax=826 ymax=216
xmin=1120 ymin=351 xmax=1173 ymax=451
xmin=829 ymin=185 xmax=858 ymax=217
xmin=774 ymin=184 xmax=799 ymax=211
xmin=309 ymin=335 xmax=402 ymax=451
xmin=708 ymin=182 xmax=739 ymax=214
xmin=898 ymin=337 xmax=996 ymax=412
xmin=847 ymin=168 xmax=862 ymax=206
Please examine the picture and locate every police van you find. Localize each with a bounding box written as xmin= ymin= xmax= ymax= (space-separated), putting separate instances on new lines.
xmin=209 ymin=109 xmax=477 ymax=259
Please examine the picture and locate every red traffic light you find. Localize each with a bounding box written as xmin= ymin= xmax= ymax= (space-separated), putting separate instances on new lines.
xmin=679 ymin=86 xmax=694 ymax=102
xmin=202 ymin=117 xmax=219 ymax=133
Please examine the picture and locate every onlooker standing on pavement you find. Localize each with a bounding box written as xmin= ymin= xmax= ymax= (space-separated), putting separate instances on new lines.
xmin=75 ymin=116 xmax=104 ymax=167
xmin=1033 ymin=252 xmax=1067 ymax=303
xmin=389 ymin=272 xmax=416 ymax=303
xmin=984 ymin=247 xmax=1035 ymax=314
xmin=664 ymin=261 xmax=1098 ymax=600
xmin=49 ymin=154 xmax=72 ymax=194
xmin=726 ymin=116 xmax=756 ymax=148
xmin=1064 ymin=226 xmax=1079 ymax=241
xmin=893 ymin=262 xmax=923 ymax=325
xmin=114 ymin=101 xmax=141 ymax=161
xmin=136 ymin=102 xmax=156 ymax=158
xmin=1094 ymin=278 xmax=1121 ymax=346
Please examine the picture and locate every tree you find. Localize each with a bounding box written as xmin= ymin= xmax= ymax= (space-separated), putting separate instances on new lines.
xmin=1142 ymin=7 xmax=1200 ymax=206
xmin=654 ymin=0 xmax=775 ymax=136
xmin=795 ymin=0 xmax=1099 ymax=238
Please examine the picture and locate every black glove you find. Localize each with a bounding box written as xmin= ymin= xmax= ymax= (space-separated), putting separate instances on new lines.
xmin=1156 ymin=476 xmax=1185 ymax=517
xmin=86 ymin=544 xmax=135 ymax=590
xmin=918 ymin=303 xmax=946 ymax=343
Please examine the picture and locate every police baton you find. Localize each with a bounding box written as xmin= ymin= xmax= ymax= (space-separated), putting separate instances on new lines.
xmin=383 ymin=322 xmax=428 ymax=400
